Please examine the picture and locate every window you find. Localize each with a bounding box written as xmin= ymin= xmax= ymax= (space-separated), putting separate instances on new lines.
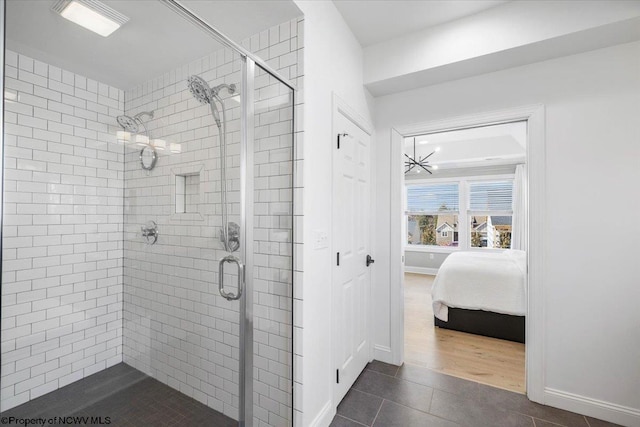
xmin=406 ymin=183 xmax=459 ymax=247
xmin=468 ymin=180 xmax=513 ymax=249
xmin=405 ymin=176 xmax=514 ymax=250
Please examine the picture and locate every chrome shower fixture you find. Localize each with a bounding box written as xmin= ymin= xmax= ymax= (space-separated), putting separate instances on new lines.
xmin=187 ymin=75 xmax=236 ymax=103
xmin=116 ymin=111 xmax=154 ymax=134
xmin=187 ymin=75 xmax=239 ymax=253
xmin=187 ymin=75 xmax=236 ymax=127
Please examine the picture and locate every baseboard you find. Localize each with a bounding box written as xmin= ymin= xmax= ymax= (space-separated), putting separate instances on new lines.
xmin=308 ymin=400 xmax=334 ymax=427
xmin=544 ymin=388 xmax=640 ymax=427
xmin=404 ymin=266 xmax=439 ymax=275
xmin=373 ymin=344 xmax=393 ymax=364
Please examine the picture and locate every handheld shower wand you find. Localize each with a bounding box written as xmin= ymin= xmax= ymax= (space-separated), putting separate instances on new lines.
xmin=187 ymin=75 xmax=239 ymax=253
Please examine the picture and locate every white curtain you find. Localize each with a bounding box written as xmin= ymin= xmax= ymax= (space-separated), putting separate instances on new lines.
xmin=511 ymin=164 xmax=527 ymax=250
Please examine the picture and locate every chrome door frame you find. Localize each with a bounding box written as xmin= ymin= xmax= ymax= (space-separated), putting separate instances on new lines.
xmin=238 ymin=56 xmax=255 ymax=427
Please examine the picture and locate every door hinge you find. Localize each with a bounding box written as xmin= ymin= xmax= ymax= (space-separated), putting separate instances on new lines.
xmin=337 ymin=133 xmax=349 ymax=149
xmin=336 ymin=369 xmax=339 ymax=384
xmin=336 ymin=252 xmax=340 ymax=266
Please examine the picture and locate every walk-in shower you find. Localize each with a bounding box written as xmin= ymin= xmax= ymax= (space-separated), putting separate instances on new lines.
xmin=0 ymin=0 xmax=299 ymax=426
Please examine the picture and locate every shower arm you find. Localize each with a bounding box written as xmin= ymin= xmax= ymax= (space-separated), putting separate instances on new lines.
xmin=137 ymin=120 xmax=150 ymax=141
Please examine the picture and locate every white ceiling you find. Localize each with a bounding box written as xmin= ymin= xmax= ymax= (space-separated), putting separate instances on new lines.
xmin=6 ymin=0 xmax=301 ymax=89
xmin=404 ymin=121 xmax=526 ymax=174
xmin=333 ymin=0 xmax=508 ymax=47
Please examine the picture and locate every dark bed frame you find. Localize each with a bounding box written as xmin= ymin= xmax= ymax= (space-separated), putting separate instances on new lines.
xmin=434 ymin=308 xmax=525 ymax=343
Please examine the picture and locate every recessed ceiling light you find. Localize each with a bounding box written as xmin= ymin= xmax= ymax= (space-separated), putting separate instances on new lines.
xmin=434 ymin=147 xmax=441 ymax=152
xmin=418 ymin=140 xmax=429 ymax=145
xmin=52 ymin=0 xmax=128 ymax=37
xmin=432 ymin=165 xmax=439 ymax=170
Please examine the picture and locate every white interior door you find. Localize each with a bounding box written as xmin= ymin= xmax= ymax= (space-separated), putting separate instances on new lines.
xmin=332 ymin=109 xmax=372 ymax=403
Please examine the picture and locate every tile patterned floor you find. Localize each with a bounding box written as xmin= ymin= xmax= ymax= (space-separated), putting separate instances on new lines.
xmin=0 ymin=363 xmax=236 ymax=427
xmin=331 ymin=361 xmax=621 ymax=427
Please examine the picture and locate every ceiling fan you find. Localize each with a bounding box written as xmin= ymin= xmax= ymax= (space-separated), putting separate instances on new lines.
xmin=405 ymin=137 xmax=437 ymax=174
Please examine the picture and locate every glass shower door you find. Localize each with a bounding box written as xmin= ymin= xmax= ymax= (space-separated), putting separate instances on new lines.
xmin=248 ymin=62 xmax=295 ymax=426
xmin=123 ymin=45 xmax=247 ymax=424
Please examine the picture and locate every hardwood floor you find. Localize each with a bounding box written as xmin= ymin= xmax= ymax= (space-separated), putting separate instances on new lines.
xmin=404 ymin=272 xmax=526 ymax=393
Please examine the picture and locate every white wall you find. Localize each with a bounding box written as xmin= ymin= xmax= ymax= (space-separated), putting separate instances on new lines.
xmin=1 ymin=50 xmax=124 ymax=411
xmin=363 ymin=0 xmax=640 ymax=95
xmin=373 ymin=41 xmax=640 ymax=422
xmin=292 ymin=1 xmax=374 ymax=426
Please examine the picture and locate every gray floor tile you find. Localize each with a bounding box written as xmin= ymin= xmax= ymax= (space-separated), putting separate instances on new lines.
xmin=430 ymin=389 xmax=535 ymax=427
xmin=470 ymin=384 xmax=589 ymax=426
xmin=373 ymin=400 xmax=460 ymax=427
xmin=353 ymin=369 xmax=434 ymax=413
xmin=534 ymin=419 xmax=566 ymax=426
xmin=332 ymin=364 xmax=620 ymax=427
xmin=337 ymin=389 xmax=383 ymax=426
xmin=397 ymin=364 xmax=479 ymax=396
xmin=330 ymin=414 xmax=368 ymax=427
xmin=585 ymin=416 xmax=623 ymax=427
xmin=0 ymin=363 xmax=237 ymax=427
xmin=366 ymin=360 xmax=400 ymax=377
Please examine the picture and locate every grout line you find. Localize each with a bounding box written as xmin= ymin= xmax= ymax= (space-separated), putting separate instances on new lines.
xmin=427 ymin=386 xmax=434 ymax=413
xmin=334 ymin=414 xmax=369 ymax=427
xmin=365 ymin=367 xmax=402 ymax=380
xmin=530 ymin=416 xmax=567 ymax=427
xmin=353 ymin=386 xmax=456 ymax=425
xmin=584 ymin=415 xmax=592 ymax=427
xmin=370 ymin=398 xmax=384 ymax=426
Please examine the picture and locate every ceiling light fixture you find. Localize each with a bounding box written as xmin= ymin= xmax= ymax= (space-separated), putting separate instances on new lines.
xmin=405 ymin=137 xmax=437 ymax=175
xmin=52 ymin=0 xmax=129 ymax=37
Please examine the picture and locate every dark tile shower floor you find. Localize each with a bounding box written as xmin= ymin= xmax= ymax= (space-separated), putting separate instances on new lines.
xmin=331 ymin=361 xmax=621 ymax=427
xmin=0 ymin=363 xmax=236 ymax=427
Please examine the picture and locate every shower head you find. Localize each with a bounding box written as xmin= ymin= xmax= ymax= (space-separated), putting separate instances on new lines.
xmin=117 ymin=115 xmax=139 ymax=133
xmin=188 ymin=75 xmax=212 ymax=104
xmin=188 ymin=75 xmax=222 ymax=127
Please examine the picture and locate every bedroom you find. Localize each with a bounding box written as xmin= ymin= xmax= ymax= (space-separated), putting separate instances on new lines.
xmin=403 ymin=121 xmax=528 ymax=393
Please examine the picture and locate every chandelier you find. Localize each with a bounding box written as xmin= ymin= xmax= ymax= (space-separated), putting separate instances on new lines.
xmin=405 ymin=137 xmax=437 ymax=174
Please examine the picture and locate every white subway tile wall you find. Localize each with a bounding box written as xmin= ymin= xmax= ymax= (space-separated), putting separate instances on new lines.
xmin=1 ymin=51 xmax=125 ymax=411
xmin=122 ymin=45 xmax=245 ymax=419
xmin=1 ymin=17 xmax=302 ymax=427
xmin=121 ymin=18 xmax=303 ymax=426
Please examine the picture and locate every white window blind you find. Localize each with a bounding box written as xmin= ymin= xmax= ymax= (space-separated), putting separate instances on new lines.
xmin=469 ymin=180 xmax=514 ymax=211
xmin=407 ymin=183 xmax=459 ymax=213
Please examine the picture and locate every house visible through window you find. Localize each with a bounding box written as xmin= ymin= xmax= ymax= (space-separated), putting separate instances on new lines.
xmin=405 ymin=177 xmax=514 ymax=250
xmin=468 ymin=180 xmax=513 ymax=249
xmin=406 ymin=183 xmax=459 ymax=247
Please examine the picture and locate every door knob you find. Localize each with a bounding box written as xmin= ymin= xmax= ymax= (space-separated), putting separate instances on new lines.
xmin=366 ymin=254 xmax=375 ymax=267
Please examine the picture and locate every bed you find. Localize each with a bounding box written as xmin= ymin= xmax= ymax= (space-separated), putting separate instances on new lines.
xmin=431 ymin=250 xmax=526 ymax=343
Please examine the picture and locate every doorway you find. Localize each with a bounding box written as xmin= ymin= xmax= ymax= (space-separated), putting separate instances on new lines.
xmin=402 ymin=121 xmax=527 ymax=392
xmin=389 ymin=105 xmax=546 ymax=402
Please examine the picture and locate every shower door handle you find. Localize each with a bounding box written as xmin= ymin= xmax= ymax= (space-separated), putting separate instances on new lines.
xmin=218 ymin=255 xmax=244 ymax=301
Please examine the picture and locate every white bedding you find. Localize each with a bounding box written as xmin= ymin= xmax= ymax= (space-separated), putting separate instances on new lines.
xmin=431 ymin=250 xmax=527 ymax=321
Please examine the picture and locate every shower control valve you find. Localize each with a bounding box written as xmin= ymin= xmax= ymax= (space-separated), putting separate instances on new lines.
xmin=141 ymin=221 xmax=159 ymax=245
